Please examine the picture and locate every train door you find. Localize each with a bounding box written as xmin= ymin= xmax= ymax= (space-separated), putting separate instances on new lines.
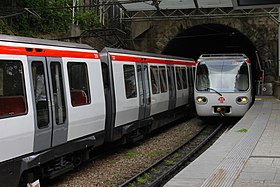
xmin=30 ymin=57 xmax=68 ymax=152
xmin=47 ymin=57 xmax=68 ymax=147
xmin=137 ymin=63 xmax=151 ymax=119
xmin=167 ymin=65 xmax=176 ymax=109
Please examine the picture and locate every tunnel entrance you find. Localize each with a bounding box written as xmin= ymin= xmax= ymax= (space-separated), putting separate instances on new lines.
xmin=162 ymin=24 xmax=257 ymax=62
xmin=162 ymin=23 xmax=260 ymax=95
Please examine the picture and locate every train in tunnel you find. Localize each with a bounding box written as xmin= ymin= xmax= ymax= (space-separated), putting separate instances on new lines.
xmin=194 ymin=53 xmax=253 ymax=117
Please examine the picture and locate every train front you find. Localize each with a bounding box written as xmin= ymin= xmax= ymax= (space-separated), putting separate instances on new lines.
xmin=194 ymin=57 xmax=252 ymax=117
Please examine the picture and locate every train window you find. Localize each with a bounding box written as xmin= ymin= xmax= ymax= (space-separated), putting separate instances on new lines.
xmin=0 ymin=60 xmax=27 ymax=118
xmin=101 ymin=63 xmax=109 ymax=89
xmin=137 ymin=65 xmax=143 ymax=103
xmin=196 ymin=60 xmax=249 ymax=92
xmin=175 ymin=67 xmax=183 ymax=90
xmin=187 ymin=68 xmax=192 ymax=87
xmin=159 ymin=66 xmax=167 ymax=93
xmin=144 ymin=65 xmax=151 ymax=104
xmin=124 ymin=65 xmax=137 ymax=99
xmin=235 ymin=62 xmax=249 ymax=91
xmin=150 ymin=66 xmax=160 ymax=94
xmin=181 ymin=67 xmax=188 ymax=89
xmin=68 ymin=62 xmax=91 ymax=106
xmin=51 ymin=62 xmax=66 ymax=124
xmin=32 ymin=61 xmax=49 ymax=128
xmin=196 ymin=63 xmax=210 ymax=91
xmin=167 ymin=66 xmax=175 ymax=92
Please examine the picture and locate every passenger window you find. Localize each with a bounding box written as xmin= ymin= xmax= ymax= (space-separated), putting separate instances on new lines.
xmin=68 ymin=62 xmax=91 ymax=106
xmin=101 ymin=63 xmax=109 ymax=89
xmin=51 ymin=62 xmax=66 ymax=124
xmin=0 ymin=60 xmax=27 ymax=118
xmin=176 ymin=67 xmax=182 ymax=90
xmin=159 ymin=66 xmax=167 ymax=93
xmin=124 ymin=65 xmax=137 ymax=99
xmin=150 ymin=66 xmax=160 ymax=94
xmin=181 ymin=67 xmax=188 ymax=89
xmin=32 ymin=61 xmax=49 ymax=128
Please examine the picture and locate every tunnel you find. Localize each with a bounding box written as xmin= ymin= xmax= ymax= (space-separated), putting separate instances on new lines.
xmin=162 ymin=23 xmax=259 ymax=95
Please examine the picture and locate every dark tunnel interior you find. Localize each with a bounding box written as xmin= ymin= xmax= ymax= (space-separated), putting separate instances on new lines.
xmin=162 ymin=23 xmax=259 ymax=95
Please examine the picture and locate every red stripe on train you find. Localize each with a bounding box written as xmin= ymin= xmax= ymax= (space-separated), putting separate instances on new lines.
xmin=110 ymin=54 xmax=195 ymax=66
xmin=0 ymin=45 xmax=99 ymax=59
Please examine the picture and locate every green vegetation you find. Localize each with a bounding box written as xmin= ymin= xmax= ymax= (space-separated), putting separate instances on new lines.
xmin=125 ymin=150 xmax=139 ymax=158
xmin=235 ymin=128 xmax=248 ymax=133
xmin=127 ymin=183 xmax=136 ymax=187
xmin=164 ymin=159 xmax=174 ymax=166
xmin=144 ymin=149 xmax=166 ymax=158
xmin=1 ymin=0 xmax=99 ymax=37
xmin=150 ymin=168 xmax=157 ymax=173
xmin=137 ymin=173 xmax=150 ymax=184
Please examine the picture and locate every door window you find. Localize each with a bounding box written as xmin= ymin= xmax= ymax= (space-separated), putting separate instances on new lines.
xmin=51 ymin=62 xmax=66 ymax=125
xmin=32 ymin=61 xmax=49 ymax=128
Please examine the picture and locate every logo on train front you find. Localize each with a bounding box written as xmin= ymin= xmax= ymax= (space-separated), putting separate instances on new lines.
xmin=218 ymin=96 xmax=225 ymax=103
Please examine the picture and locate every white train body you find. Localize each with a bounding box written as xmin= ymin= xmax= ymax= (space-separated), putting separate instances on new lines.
xmin=194 ymin=54 xmax=253 ymax=117
xmin=0 ymin=35 xmax=196 ymax=186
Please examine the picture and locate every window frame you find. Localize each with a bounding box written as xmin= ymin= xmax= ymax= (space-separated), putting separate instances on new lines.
xmin=67 ymin=62 xmax=91 ymax=107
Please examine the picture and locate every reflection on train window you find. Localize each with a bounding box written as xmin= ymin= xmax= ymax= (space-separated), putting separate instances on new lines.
xmin=0 ymin=60 xmax=27 ymax=118
xmin=175 ymin=67 xmax=183 ymax=90
xmin=51 ymin=62 xmax=66 ymax=125
xmin=196 ymin=63 xmax=210 ymax=91
xmin=159 ymin=66 xmax=167 ymax=93
xmin=32 ymin=61 xmax=49 ymax=128
xmin=235 ymin=62 xmax=249 ymax=91
xmin=150 ymin=66 xmax=160 ymax=94
xmin=196 ymin=60 xmax=249 ymax=92
xmin=181 ymin=67 xmax=188 ymax=89
xmin=124 ymin=65 xmax=137 ymax=99
xmin=68 ymin=62 xmax=91 ymax=106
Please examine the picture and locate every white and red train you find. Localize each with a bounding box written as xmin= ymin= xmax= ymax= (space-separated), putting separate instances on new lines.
xmin=0 ymin=34 xmax=196 ymax=186
xmin=194 ymin=54 xmax=253 ymax=117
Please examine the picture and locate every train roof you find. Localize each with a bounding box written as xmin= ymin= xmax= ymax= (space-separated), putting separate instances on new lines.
xmin=102 ymin=47 xmax=194 ymax=62
xmin=0 ymin=34 xmax=94 ymax=50
xmin=198 ymin=53 xmax=248 ymax=59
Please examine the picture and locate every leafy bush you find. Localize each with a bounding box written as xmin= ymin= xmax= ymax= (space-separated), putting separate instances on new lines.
xmin=5 ymin=0 xmax=99 ymax=36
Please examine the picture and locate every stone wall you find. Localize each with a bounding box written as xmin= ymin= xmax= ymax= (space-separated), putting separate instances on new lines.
xmin=127 ymin=15 xmax=278 ymax=83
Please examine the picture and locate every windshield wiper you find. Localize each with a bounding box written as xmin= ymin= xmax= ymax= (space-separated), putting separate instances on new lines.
xmin=205 ymin=87 xmax=222 ymax=96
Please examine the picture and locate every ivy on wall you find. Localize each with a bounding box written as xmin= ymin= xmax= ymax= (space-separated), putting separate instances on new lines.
xmin=2 ymin=0 xmax=100 ymax=37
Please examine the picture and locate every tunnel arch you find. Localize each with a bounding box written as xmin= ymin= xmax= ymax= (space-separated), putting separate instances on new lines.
xmin=162 ymin=24 xmax=257 ymax=63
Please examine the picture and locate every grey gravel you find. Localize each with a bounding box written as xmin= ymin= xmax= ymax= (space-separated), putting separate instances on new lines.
xmin=47 ymin=118 xmax=204 ymax=187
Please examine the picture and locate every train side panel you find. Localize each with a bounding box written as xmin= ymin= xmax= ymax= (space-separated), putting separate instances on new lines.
xmin=111 ymin=60 xmax=140 ymax=127
xmin=62 ymin=57 xmax=106 ymax=142
xmin=149 ymin=63 xmax=169 ymax=116
xmin=0 ymin=55 xmax=34 ymax=163
xmin=175 ymin=65 xmax=190 ymax=108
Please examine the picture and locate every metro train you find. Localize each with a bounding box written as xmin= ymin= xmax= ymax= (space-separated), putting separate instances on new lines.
xmin=0 ymin=34 xmax=196 ymax=186
xmin=194 ymin=54 xmax=253 ymax=117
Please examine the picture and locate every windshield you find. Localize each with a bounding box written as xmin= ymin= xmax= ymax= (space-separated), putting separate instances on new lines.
xmin=195 ymin=59 xmax=249 ymax=92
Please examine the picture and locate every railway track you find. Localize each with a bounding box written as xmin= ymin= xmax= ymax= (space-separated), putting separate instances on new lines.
xmin=119 ymin=122 xmax=224 ymax=187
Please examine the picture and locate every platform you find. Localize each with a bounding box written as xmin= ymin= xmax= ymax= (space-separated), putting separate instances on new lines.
xmin=165 ymin=96 xmax=280 ymax=187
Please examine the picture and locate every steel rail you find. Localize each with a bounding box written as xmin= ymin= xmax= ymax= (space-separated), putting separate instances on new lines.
xmin=119 ymin=122 xmax=224 ymax=187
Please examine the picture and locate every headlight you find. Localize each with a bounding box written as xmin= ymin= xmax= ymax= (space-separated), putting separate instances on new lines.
xmin=236 ymin=97 xmax=249 ymax=104
xmin=196 ymin=96 xmax=207 ymax=104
